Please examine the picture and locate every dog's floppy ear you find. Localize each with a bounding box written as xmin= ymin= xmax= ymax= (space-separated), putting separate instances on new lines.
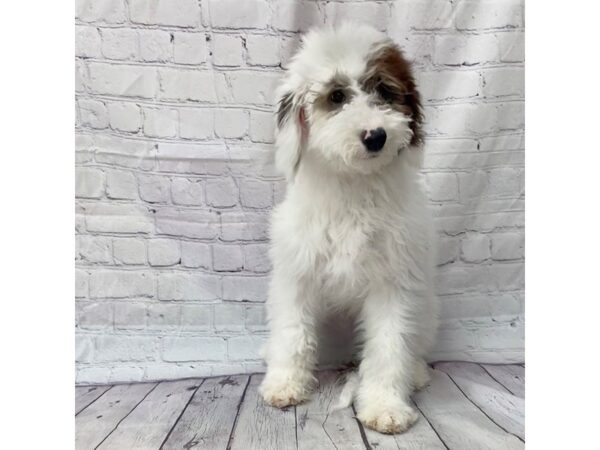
xmin=275 ymin=90 xmax=306 ymax=182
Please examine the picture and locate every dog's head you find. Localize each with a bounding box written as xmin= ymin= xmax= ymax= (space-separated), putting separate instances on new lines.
xmin=274 ymin=23 xmax=423 ymax=180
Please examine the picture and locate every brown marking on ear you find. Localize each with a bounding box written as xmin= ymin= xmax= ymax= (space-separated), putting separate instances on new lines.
xmin=363 ymin=43 xmax=423 ymax=146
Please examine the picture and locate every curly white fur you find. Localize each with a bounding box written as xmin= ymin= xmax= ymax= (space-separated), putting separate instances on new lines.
xmin=259 ymin=23 xmax=439 ymax=435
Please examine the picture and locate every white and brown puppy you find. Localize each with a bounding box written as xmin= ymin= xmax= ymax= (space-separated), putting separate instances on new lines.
xmin=260 ymin=23 xmax=439 ymax=435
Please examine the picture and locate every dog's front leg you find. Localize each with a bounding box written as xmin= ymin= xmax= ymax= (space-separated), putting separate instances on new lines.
xmin=356 ymin=286 xmax=419 ymax=434
xmin=260 ymin=277 xmax=317 ymax=408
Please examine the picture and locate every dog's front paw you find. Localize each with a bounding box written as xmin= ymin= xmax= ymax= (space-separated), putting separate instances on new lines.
xmin=357 ymin=403 xmax=419 ymax=434
xmin=260 ymin=375 xmax=311 ymax=408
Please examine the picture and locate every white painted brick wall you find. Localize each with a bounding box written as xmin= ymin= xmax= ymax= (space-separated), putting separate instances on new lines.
xmin=75 ymin=0 xmax=525 ymax=384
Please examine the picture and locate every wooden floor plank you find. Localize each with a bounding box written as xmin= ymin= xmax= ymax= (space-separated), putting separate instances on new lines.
xmin=296 ymin=370 xmax=365 ymax=450
xmin=229 ymin=374 xmax=297 ymax=450
xmin=75 ymin=385 xmax=112 ymax=415
xmin=435 ymin=362 xmax=524 ymax=440
xmin=75 ymin=383 xmax=157 ymax=450
xmin=481 ymin=364 xmax=525 ymax=398
xmin=96 ymin=378 xmax=202 ymax=450
xmin=413 ymin=369 xmax=524 ymax=450
xmin=161 ymin=375 xmax=249 ymax=450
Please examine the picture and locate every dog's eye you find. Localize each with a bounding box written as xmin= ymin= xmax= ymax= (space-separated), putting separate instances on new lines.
xmin=329 ymin=89 xmax=346 ymax=105
xmin=377 ymin=84 xmax=396 ymax=103
xmin=377 ymin=84 xmax=404 ymax=103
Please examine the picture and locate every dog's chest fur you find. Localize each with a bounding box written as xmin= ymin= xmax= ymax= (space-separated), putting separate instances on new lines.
xmin=270 ymin=161 xmax=428 ymax=303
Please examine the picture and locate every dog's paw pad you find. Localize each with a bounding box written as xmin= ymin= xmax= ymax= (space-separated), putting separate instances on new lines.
xmin=359 ymin=407 xmax=419 ymax=434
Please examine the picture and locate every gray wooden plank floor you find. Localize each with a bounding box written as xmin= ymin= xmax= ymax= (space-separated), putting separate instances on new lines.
xmin=75 ymin=362 xmax=525 ymax=450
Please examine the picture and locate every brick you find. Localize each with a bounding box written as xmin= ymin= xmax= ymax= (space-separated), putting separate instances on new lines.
xmin=76 ymin=235 xmax=112 ymax=263
xmin=205 ymin=178 xmax=238 ymax=207
xmin=437 ymin=237 xmax=459 ymax=265
xmin=417 ymin=70 xmax=480 ymax=101
xmin=106 ymin=169 xmax=137 ymax=200
xmin=212 ymin=35 xmax=243 ymax=66
xmin=228 ymin=336 xmax=267 ymax=361
xmin=173 ymin=32 xmax=208 ymax=65
xmin=239 ymin=179 xmax=272 ymax=209
xmin=78 ymin=99 xmax=109 ymax=129
xmin=77 ymin=302 xmax=112 ymax=329
xmin=138 ymin=29 xmax=172 ymax=62
xmin=113 ymin=238 xmax=146 ymax=265
xmin=209 ymin=0 xmax=270 ymax=29
xmin=226 ymin=72 xmax=280 ymax=105
xmin=246 ymin=35 xmax=279 ymax=66
xmin=158 ymin=68 xmax=217 ymax=102
xmin=461 ymin=234 xmax=491 ymax=262
xmin=143 ymin=107 xmax=178 ymax=138
xmin=138 ymin=174 xmax=170 ymax=203
xmin=162 ymin=337 xmax=226 ymax=362
xmin=433 ymin=34 xmax=499 ymax=65
xmin=456 ymin=0 xmax=524 ymax=30
xmin=180 ymin=304 xmax=213 ymax=331
xmin=95 ymin=336 xmax=156 ymax=362
xmin=93 ymin=135 xmax=156 ymax=172
xmin=76 ymin=167 xmax=105 ymax=198
xmin=75 ymin=336 xmax=94 ymax=363
xmin=114 ymin=303 xmax=146 ymax=329
xmin=220 ymin=211 xmax=269 ymax=241
xmin=75 ymin=26 xmax=101 ymax=58
xmin=214 ymin=109 xmax=248 ymax=139
xmin=279 ymin=35 xmax=301 ymax=69
xmin=497 ymin=31 xmax=524 ymax=62
xmin=155 ymin=208 xmax=219 ymax=239
xmin=179 ymin=108 xmax=214 ymax=139
xmin=101 ymin=28 xmax=137 ymax=60
xmin=75 ymin=269 xmax=89 ymax=298
xmin=214 ymin=304 xmax=244 ymax=332
xmin=147 ymin=303 xmax=181 ymax=328
xmin=272 ymin=1 xmax=322 ymax=32
xmin=273 ymin=181 xmax=287 ymax=204
xmin=243 ymin=244 xmax=271 ymax=273
xmin=482 ymin=67 xmax=524 ymax=97
xmin=222 ymin=275 xmax=269 ymax=302
xmin=425 ymin=172 xmax=458 ymax=202
xmin=496 ymin=102 xmax=524 ymax=131
xmin=180 ymin=241 xmax=211 ymax=269
xmin=171 ymin=178 xmax=204 ymax=206
xmin=76 ymin=0 xmax=126 ymax=24
xmin=326 ymin=3 xmax=388 ymax=30
xmin=390 ymin=0 xmax=453 ymax=31
xmin=249 ymin=110 xmax=275 ymax=143
xmin=75 ymin=60 xmax=87 ymax=93
xmin=88 ymin=62 xmax=157 ymax=98
xmin=488 ymin=168 xmax=523 ymax=197
xmin=107 ymin=102 xmax=142 ymax=132
xmin=213 ymin=244 xmax=243 ymax=272
xmin=129 ymin=0 xmax=200 ymax=27
xmin=85 ymin=203 xmax=154 ymax=233
xmin=245 ymin=304 xmax=267 ymax=331
xmin=148 ymin=239 xmax=180 ymax=266
xmin=90 ymin=270 xmax=154 ymax=298
xmin=491 ymin=232 xmax=524 ymax=261
xmin=157 ymin=273 xmax=221 ymax=300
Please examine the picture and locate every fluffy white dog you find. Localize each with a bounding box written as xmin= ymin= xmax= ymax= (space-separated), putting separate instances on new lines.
xmin=259 ymin=23 xmax=439 ymax=435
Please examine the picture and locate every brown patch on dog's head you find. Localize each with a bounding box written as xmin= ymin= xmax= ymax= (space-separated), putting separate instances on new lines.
xmin=361 ymin=43 xmax=423 ymax=146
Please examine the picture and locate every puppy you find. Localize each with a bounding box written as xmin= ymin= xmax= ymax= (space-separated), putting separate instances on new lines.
xmin=259 ymin=23 xmax=439 ymax=435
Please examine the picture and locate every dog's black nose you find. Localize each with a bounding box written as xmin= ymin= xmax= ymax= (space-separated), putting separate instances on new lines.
xmin=361 ymin=127 xmax=387 ymax=152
